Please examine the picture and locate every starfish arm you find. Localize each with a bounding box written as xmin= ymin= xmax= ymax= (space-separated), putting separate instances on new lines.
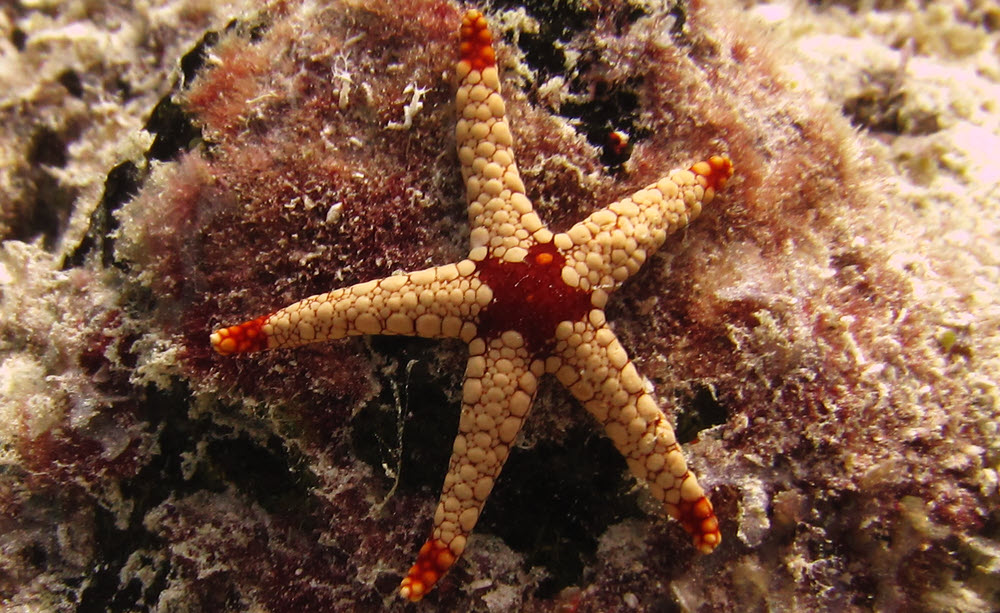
xmin=399 ymin=336 xmax=539 ymax=601
xmin=554 ymin=156 xmax=733 ymax=294
xmin=210 ymin=261 xmax=489 ymax=355
xmin=456 ymin=9 xmax=545 ymax=261
xmin=552 ymin=313 xmax=721 ymax=553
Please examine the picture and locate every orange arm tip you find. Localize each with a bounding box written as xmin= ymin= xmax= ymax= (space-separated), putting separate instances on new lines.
xmin=210 ymin=315 xmax=270 ymax=355
xmin=459 ymin=9 xmax=495 ymax=71
xmin=690 ymin=155 xmax=734 ymax=191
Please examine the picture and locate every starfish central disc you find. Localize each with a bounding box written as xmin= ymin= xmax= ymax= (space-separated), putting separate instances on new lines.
xmin=475 ymin=243 xmax=592 ymax=352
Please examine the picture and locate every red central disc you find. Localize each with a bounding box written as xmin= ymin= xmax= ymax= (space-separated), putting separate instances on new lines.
xmin=475 ymin=242 xmax=593 ymax=352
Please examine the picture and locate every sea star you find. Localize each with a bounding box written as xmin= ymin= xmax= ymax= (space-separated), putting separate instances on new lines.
xmin=210 ymin=9 xmax=731 ymax=601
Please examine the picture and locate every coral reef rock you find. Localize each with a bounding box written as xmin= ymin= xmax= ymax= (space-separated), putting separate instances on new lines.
xmin=1 ymin=0 xmax=997 ymax=611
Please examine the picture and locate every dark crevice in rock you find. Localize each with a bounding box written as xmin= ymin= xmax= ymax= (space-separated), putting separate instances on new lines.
xmin=57 ymin=69 xmax=84 ymax=98
xmin=207 ymin=435 xmax=320 ymax=520
xmin=64 ymin=161 xmax=139 ymax=269
xmin=143 ymin=95 xmax=203 ymax=163
xmin=492 ymin=0 xmax=653 ymax=170
xmin=65 ymin=13 xmax=275 ymax=269
xmin=481 ymin=427 xmax=643 ymax=598
xmin=179 ymin=30 xmax=221 ymax=88
xmin=676 ymin=384 xmax=728 ymax=443
xmin=13 ymin=126 xmax=79 ymax=249
xmin=352 ymin=336 xmax=460 ymax=495
xmin=27 ymin=126 xmax=69 ymax=168
xmin=561 ymin=79 xmax=645 ymax=170
xmin=75 ymin=379 xmax=319 ymax=611
xmin=11 ymin=27 xmax=27 ymax=51
xmin=76 ymin=383 xmax=193 ymax=612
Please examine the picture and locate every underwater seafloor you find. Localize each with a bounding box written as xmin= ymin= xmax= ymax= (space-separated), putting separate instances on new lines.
xmin=2 ymin=0 xmax=998 ymax=611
